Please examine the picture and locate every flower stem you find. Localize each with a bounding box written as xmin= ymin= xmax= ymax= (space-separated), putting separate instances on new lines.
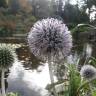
xmin=1 ymin=69 xmax=6 ymax=96
xmin=48 ymin=56 xmax=57 ymax=96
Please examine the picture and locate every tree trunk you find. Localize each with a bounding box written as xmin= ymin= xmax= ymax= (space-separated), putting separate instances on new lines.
xmin=1 ymin=69 xmax=6 ymax=96
xmin=48 ymin=56 xmax=57 ymax=96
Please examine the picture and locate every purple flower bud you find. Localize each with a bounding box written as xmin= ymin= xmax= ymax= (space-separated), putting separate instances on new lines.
xmin=28 ymin=18 xmax=72 ymax=61
xmin=80 ymin=65 xmax=96 ymax=80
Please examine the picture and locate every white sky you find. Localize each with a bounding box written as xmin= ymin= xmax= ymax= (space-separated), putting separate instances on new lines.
xmin=70 ymin=0 xmax=78 ymax=5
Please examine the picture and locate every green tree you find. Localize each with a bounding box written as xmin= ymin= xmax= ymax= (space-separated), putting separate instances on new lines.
xmin=81 ymin=0 xmax=96 ymax=20
xmin=9 ymin=0 xmax=20 ymax=14
xmin=31 ymin=0 xmax=55 ymax=18
xmin=62 ymin=3 xmax=89 ymax=24
xmin=0 ymin=0 xmax=7 ymax=8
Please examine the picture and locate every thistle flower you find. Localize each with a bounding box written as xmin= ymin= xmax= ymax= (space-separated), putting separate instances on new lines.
xmin=0 ymin=44 xmax=15 ymax=69
xmin=80 ymin=65 xmax=96 ymax=80
xmin=28 ymin=18 xmax=72 ymax=61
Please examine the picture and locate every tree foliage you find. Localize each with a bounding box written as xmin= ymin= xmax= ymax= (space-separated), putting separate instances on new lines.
xmin=31 ymin=0 xmax=54 ymax=19
xmin=9 ymin=0 xmax=20 ymax=14
xmin=62 ymin=3 xmax=89 ymax=24
xmin=0 ymin=0 xmax=7 ymax=8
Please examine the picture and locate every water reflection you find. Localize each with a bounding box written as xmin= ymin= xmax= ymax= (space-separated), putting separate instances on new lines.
xmin=16 ymin=45 xmax=44 ymax=70
xmin=7 ymin=61 xmax=50 ymax=96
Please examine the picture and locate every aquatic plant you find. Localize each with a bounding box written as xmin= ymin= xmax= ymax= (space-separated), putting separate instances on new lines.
xmin=28 ymin=18 xmax=72 ymax=96
xmin=80 ymin=65 xmax=96 ymax=80
xmin=0 ymin=44 xmax=15 ymax=96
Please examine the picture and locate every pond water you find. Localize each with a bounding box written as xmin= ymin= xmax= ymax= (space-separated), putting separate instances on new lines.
xmin=7 ymin=61 xmax=51 ymax=96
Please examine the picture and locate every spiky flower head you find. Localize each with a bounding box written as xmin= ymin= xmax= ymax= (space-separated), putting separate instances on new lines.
xmin=28 ymin=18 xmax=72 ymax=61
xmin=80 ymin=65 xmax=96 ymax=80
xmin=0 ymin=44 xmax=15 ymax=69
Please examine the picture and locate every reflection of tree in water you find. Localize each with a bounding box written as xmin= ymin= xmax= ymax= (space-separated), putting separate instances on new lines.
xmin=16 ymin=45 xmax=44 ymax=70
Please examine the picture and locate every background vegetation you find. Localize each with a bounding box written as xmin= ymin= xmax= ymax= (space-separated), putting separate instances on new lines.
xmin=0 ymin=0 xmax=96 ymax=37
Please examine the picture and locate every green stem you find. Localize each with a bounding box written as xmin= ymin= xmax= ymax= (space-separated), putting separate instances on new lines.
xmin=1 ymin=69 xmax=6 ymax=96
xmin=48 ymin=56 xmax=58 ymax=96
xmin=0 ymin=91 xmax=2 ymax=96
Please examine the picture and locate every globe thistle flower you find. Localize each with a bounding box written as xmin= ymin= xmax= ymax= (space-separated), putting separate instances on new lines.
xmin=0 ymin=44 xmax=15 ymax=69
xmin=80 ymin=65 xmax=96 ymax=80
xmin=27 ymin=18 xmax=72 ymax=61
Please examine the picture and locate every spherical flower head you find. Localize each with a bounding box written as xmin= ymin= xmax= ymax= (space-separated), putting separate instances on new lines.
xmin=28 ymin=18 xmax=72 ymax=61
xmin=80 ymin=65 xmax=96 ymax=80
xmin=0 ymin=44 xmax=15 ymax=69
